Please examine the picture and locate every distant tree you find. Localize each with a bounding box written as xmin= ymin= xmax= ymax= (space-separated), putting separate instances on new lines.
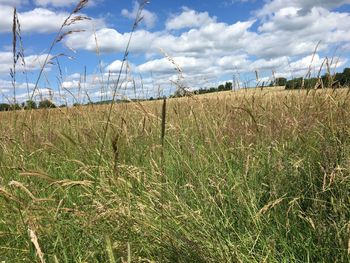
xmin=0 ymin=103 xmax=11 ymax=111
xmin=286 ymin=77 xmax=303 ymax=89
xmin=12 ymin=103 xmax=21 ymax=110
xmin=39 ymin=99 xmax=56 ymax=109
xmin=343 ymin=68 xmax=350 ymax=83
xmin=321 ymin=73 xmax=332 ymax=88
xmin=305 ymin=78 xmax=318 ymax=89
xmin=224 ymin=82 xmax=233 ymax=91
xmin=286 ymin=68 xmax=350 ymax=90
xmin=335 ymin=68 xmax=350 ymax=86
xmin=275 ymin=77 xmax=287 ymax=86
xmin=209 ymin=87 xmax=217 ymax=93
xmin=218 ymin=84 xmax=225 ymax=91
xmin=334 ymin=72 xmax=343 ymax=85
xmin=25 ymin=100 xmax=37 ymax=109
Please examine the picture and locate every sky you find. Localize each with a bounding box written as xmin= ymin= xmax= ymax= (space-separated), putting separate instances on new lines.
xmin=0 ymin=0 xmax=350 ymax=104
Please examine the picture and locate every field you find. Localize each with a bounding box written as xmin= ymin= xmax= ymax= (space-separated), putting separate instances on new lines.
xmin=0 ymin=87 xmax=349 ymax=262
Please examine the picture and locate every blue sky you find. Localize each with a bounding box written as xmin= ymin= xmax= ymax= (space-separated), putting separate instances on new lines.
xmin=1 ymin=0 xmax=350 ymax=104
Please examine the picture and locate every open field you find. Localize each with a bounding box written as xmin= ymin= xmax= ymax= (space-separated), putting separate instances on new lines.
xmin=0 ymin=88 xmax=349 ymax=262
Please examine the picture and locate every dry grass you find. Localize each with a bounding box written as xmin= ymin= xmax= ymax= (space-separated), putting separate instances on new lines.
xmin=0 ymin=87 xmax=349 ymax=262
xmin=1 ymin=2 xmax=349 ymax=261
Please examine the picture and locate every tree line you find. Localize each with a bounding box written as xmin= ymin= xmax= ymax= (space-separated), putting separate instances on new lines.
xmin=0 ymin=99 xmax=57 ymax=112
xmin=170 ymin=82 xmax=233 ymax=98
xmin=172 ymin=67 xmax=350 ymax=97
xmin=285 ymin=67 xmax=350 ymax=89
xmin=195 ymin=82 xmax=233 ymax=95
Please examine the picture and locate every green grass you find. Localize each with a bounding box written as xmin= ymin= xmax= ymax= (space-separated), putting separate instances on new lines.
xmin=0 ymin=88 xmax=349 ymax=262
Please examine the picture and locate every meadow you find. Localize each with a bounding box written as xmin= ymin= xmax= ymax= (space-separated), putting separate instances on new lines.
xmin=0 ymin=87 xmax=349 ymax=262
xmin=1 ymin=0 xmax=350 ymax=262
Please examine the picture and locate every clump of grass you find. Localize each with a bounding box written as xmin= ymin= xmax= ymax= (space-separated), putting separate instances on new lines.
xmin=97 ymin=0 xmax=151 ymax=171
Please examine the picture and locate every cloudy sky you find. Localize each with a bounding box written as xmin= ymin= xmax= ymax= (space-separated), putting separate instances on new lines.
xmin=0 ymin=0 xmax=350 ymax=103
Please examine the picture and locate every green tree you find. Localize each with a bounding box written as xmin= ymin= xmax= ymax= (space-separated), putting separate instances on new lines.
xmin=275 ymin=77 xmax=287 ymax=86
xmin=339 ymin=68 xmax=350 ymax=86
xmin=39 ymin=99 xmax=56 ymax=109
xmin=12 ymin=103 xmax=21 ymax=110
xmin=224 ymin=82 xmax=233 ymax=91
xmin=286 ymin=78 xmax=303 ymax=89
xmin=217 ymin=84 xmax=225 ymax=91
xmin=0 ymin=103 xmax=11 ymax=111
xmin=25 ymin=100 xmax=37 ymax=109
xmin=304 ymin=78 xmax=318 ymax=89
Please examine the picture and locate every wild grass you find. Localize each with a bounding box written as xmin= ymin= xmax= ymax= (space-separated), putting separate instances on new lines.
xmin=0 ymin=88 xmax=349 ymax=262
xmin=1 ymin=0 xmax=349 ymax=262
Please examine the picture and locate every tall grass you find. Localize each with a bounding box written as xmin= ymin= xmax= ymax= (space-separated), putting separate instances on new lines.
xmin=0 ymin=1 xmax=349 ymax=262
xmin=0 ymin=88 xmax=349 ymax=262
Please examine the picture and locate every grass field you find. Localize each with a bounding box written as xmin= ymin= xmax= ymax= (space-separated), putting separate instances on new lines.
xmin=0 ymin=87 xmax=349 ymax=262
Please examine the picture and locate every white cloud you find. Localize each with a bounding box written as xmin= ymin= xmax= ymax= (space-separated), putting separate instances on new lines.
xmin=62 ymin=80 xmax=81 ymax=89
xmin=223 ymin=0 xmax=254 ymax=6
xmin=66 ymin=28 xmax=161 ymax=53
xmin=34 ymin=0 xmax=101 ymax=8
xmin=121 ymin=1 xmax=157 ymax=29
xmin=25 ymin=54 xmax=53 ymax=71
xmin=0 ymin=79 xmax=36 ymax=96
xmin=65 ymin=19 xmax=256 ymax=57
xmin=250 ymin=6 xmax=350 ymax=59
xmin=16 ymin=88 xmax=55 ymax=101
xmin=34 ymin=0 xmax=79 ymax=7
xmin=289 ymin=54 xmax=322 ymax=71
xmin=258 ymin=7 xmax=350 ymax=34
xmin=166 ymin=8 xmax=216 ymax=30
xmin=0 ymin=79 xmax=13 ymax=93
xmin=216 ymin=54 xmax=249 ymax=69
xmin=258 ymin=0 xmax=350 ymax=17
xmin=0 ymin=51 xmax=53 ymax=76
xmin=0 ymin=52 xmax=13 ymax=75
xmin=249 ymin=57 xmax=289 ymax=71
xmin=63 ymin=4 xmax=350 ymax=63
xmin=0 ymin=5 xmax=105 ymax=33
xmin=0 ymin=88 xmax=10 ymax=93
xmin=63 ymin=3 xmax=350 ymax=90
xmin=105 ymin=60 xmax=124 ymax=72
xmin=66 ymin=73 xmax=81 ymax=80
xmin=0 ymin=0 xmax=27 ymax=6
xmin=137 ymin=56 xmax=213 ymax=75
